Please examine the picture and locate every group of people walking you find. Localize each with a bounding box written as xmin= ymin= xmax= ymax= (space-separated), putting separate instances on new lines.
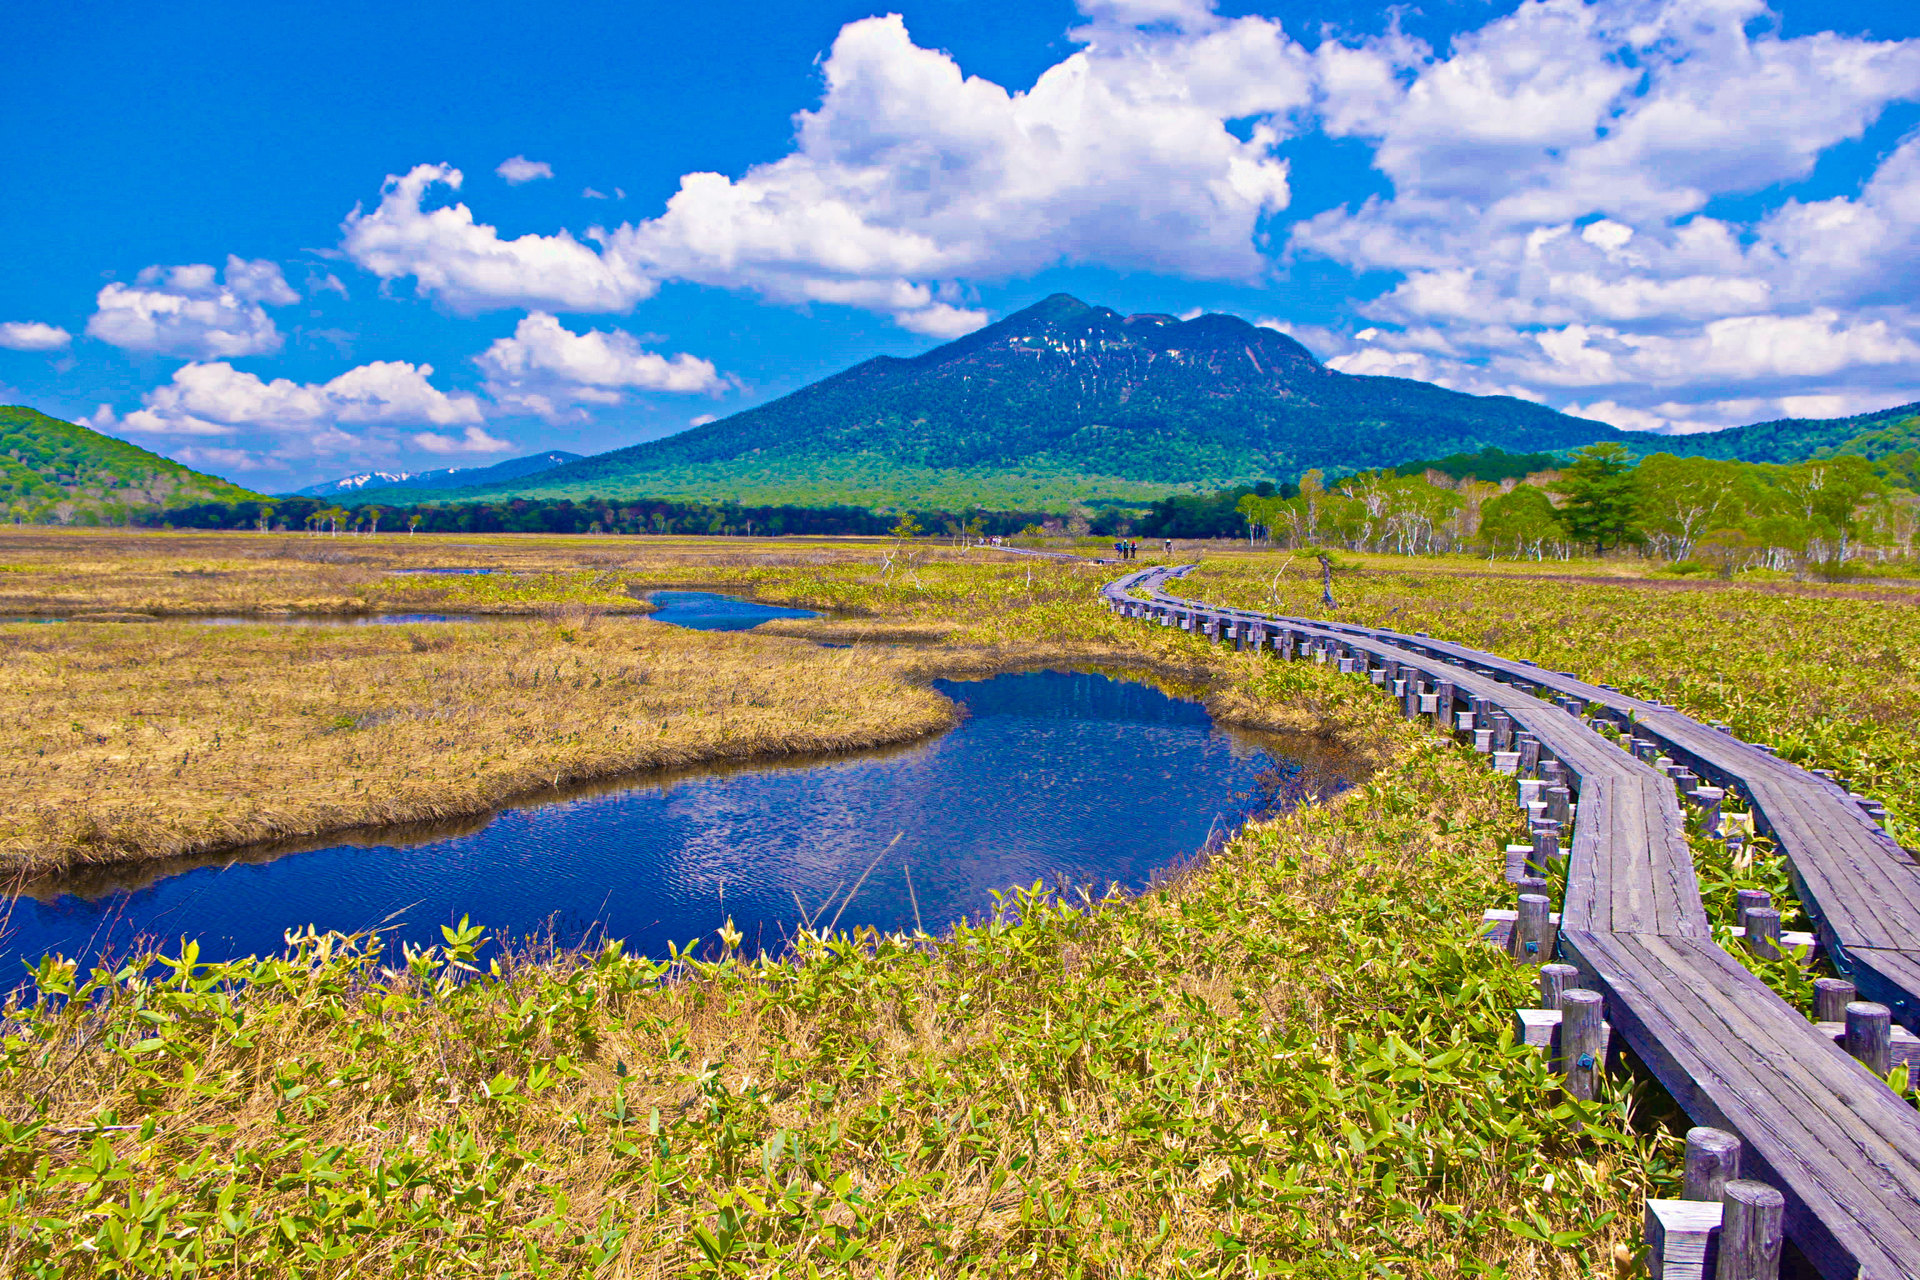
xmin=1111 ymin=539 xmax=1171 ymax=560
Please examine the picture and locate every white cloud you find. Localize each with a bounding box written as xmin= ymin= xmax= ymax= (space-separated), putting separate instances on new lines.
xmin=476 ymin=312 xmax=725 ymax=422
xmin=413 ymin=425 xmax=515 ymax=455
xmin=92 ymin=360 xmax=488 ymax=472
xmin=690 ymin=413 xmax=718 ymax=427
xmin=342 ymin=10 xmax=1311 ymax=336
xmin=496 ymin=155 xmax=554 ymax=185
xmin=85 ymin=256 xmax=299 ymax=358
xmin=0 ymin=321 xmax=72 ymax=352
xmin=340 ymin=164 xmax=655 ymax=314
xmin=1508 ymin=310 xmax=1920 ymax=390
xmin=1283 ymin=0 xmax=1920 ymax=428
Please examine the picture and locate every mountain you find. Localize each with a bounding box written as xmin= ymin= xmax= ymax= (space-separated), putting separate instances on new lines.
xmin=1631 ymin=401 xmax=1920 ymax=464
xmin=1 ymin=405 xmax=259 ymax=523
xmin=291 ymin=450 xmax=580 ymax=500
xmin=394 ymin=295 xmax=1629 ymax=511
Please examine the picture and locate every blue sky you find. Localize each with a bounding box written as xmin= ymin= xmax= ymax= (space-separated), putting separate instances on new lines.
xmin=4 ymin=0 xmax=1919 ymax=489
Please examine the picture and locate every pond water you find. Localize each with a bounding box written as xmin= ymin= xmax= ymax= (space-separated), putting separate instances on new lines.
xmin=0 ymin=671 xmax=1336 ymax=975
xmin=646 ymin=589 xmax=820 ymax=631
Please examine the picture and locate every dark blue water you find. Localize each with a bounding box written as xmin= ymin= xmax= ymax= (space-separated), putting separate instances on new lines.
xmin=647 ymin=590 xmax=819 ymax=631
xmin=0 ymin=671 xmax=1326 ymax=975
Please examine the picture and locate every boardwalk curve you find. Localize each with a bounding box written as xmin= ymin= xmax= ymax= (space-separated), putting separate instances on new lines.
xmin=1102 ymin=563 xmax=1920 ymax=1280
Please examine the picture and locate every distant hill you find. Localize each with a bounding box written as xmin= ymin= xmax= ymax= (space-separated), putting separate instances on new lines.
xmin=1633 ymin=402 xmax=1920 ymax=464
xmin=387 ymin=295 xmax=1628 ymax=511
xmin=291 ymin=450 xmax=580 ymax=500
xmin=0 ymin=405 xmax=259 ymax=523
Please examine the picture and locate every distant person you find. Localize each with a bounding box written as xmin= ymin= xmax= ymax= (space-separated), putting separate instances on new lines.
xmin=1163 ymin=538 xmax=1173 ymax=555
xmin=1114 ymin=539 xmax=1125 ymax=561
xmin=1128 ymin=539 xmax=1139 ymax=560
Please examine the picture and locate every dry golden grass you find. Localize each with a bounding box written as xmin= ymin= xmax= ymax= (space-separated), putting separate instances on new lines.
xmin=0 ymin=615 xmax=962 ymax=878
xmin=0 ymin=530 xmax=1402 ymax=882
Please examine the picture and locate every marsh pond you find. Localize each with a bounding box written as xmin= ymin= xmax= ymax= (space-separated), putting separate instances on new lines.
xmin=1 ymin=594 xmax=1336 ymax=974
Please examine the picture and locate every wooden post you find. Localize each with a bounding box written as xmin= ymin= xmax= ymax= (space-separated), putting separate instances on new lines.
xmin=1546 ymin=784 xmax=1572 ymax=829
xmin=1492 ymin=712 xmax=1514 ymax=751
xmin=1695 ymin=787 xmax=1724 ymax=835
xmin=1683 ymin=1127 xmax=1741 ymax=1201
xmin=1539 ymin=963 xmax=1579 ymax=1010
xmin=1435 ymin=680 xmax=1455 ymax=724
xmin=1814 ymin=977 xmax=1857 ymax=1023
xmin=1743 ymin=908 xmax=1782 ymax=960
xmin=1557 ymin=988 xmax=1605 ymax=1099
xmin=1530 ymin=823 xmax=1563 ymax=875
xmin=1511 ymin=893 xmax=1551 ymax=964
xmin=1519 ymin=735 xmax=1542 ymax=778
xmin=1845 ymin=1001 xmax=1892 ymax=1076
xmin=1715 ymin=1180 xmax=1785 ymax=1280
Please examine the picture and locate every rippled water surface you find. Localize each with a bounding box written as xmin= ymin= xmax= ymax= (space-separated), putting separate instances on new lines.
xmin=1 ymin=671 xmax=1332 ymax=974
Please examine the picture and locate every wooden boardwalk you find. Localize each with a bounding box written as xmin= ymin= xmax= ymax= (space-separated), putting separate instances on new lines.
xmin=1101 ymin=565 xmax=1920 ymax=1279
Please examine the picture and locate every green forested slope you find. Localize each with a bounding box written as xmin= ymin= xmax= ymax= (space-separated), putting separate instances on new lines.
xmin=438 ymin=295 xmax=1628 ymax=510
xmin=1636 ymin=402 xmax=1920 ymax=464
xmin=1 ymin=406 xmax=260 ymax=523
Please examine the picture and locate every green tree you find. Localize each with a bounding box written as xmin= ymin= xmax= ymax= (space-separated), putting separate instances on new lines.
xmin=1634 ymin=453 xmax=1748 ymax=560
xmin=1478 ymin=485 xmax=1562 ymax=559
xmin=1551 ymin=443 xmax=1641 ymax=553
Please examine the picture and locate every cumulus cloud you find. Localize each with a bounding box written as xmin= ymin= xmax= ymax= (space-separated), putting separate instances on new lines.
xmin=476 ymin=312 xmax=725 ymax=422
xmin=86 ymin=256 xmax=299 ymax=358
xmin=341 ymin=164 xmax=655 ymax=313
xmin=1281 ymin=0 xmax=1920 ymax=428
xmin=91 ymin=359 xmax=491 ymax=470
xmin=0 ymin=321 xmax=71 ymax=352
xmin=496 ymin=155 xmax=554 ymax=185
xmin=413 ymin=425 xmax=515 ymax=455
xmin=341 ymin=10 xmax=1311 ymax=335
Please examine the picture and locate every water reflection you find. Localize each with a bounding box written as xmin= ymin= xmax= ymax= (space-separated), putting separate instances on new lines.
xmin=1 ymin=671 xmax=1345 ymax=975
xmin=646 ymin=590 xmax=820 ymax=631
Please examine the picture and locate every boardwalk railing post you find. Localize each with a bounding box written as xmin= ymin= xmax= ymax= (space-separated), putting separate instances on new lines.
xmin=1845 ymin=1001 xmax=1893 ymax=1076
xmin=1511 ymin=893 xmax=1551 ymax=964
xmin=1742 ymin=908 xmax=1782 ymax=961
xmin=1648 ymin=1128 xmax=1744 ymax=1279
xmin=1557 ymin=988 xmax=1605 ymax=1099
xmin=1715 ymin=1181 xmax=1785 ymax=1280
xmin=1813 ymin=977 xmax=1857 ymax=1024
xmin=1539 ymin=962 xmax=1579 ymax=1010
xmin=1684 ymin=1127 xmax=1742 ymax=1201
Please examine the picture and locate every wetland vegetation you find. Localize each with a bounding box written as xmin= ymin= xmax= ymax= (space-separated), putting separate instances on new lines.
xmin=0 ymin=527 xmax=1912 ymax=1276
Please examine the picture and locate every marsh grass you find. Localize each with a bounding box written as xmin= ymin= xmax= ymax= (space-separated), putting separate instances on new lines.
xmin=0 ymin=618 xmax=960 ymax=877
xmin=2 ymin=530 xmax=1853 ymax=1275
xmin=0 ymin=534 xmax=1400 ymax=879
xmin=0 ymin=703 xmax=1677 ymax=1278
xmin=1184 ymin=554 xmax=1920 ymax=852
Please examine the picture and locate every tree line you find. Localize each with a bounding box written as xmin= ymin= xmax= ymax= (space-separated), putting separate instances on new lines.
xmin=1236 ymin=443 xmax=1920 ymax=573
xmin=137 ymin=495 xmax=1073 ymax=540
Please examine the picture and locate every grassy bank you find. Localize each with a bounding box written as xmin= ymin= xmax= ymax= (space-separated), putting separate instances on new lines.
xmin=5 ymin=530 xmax=1911 ymax=1275
xmin=0 ymin=536 xmax=1381 ymax=879
xmin=0 ymin=675 xmax=1676 ymax=1278
xmin=1180 ymin=553 xmax=1920 ymax=851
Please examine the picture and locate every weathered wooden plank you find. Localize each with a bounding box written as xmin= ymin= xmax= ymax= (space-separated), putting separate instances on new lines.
xmin=1562 ymin=929 xmax=1920 ymax=1280
xmin=1116 ymin=570 xmax=1920 ymax=1277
